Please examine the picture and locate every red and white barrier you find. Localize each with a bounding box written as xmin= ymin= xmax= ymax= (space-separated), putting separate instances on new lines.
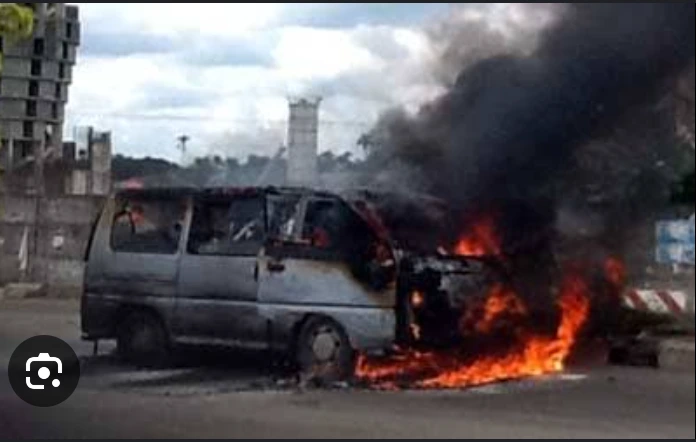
xmin=623 ymin=290 xmax=690 ymax=316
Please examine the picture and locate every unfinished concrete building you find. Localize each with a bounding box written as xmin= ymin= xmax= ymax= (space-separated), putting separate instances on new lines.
xmin=0 ymin=3 xmax=80 ymax=194
xmin=61 ymin=126 xmax=112 ymax=196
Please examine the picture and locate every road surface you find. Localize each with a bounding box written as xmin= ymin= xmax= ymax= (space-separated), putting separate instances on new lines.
xmin=1 ymin=299 xmax=694 ymax=439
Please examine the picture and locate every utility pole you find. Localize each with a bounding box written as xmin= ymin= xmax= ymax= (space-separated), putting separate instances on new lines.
xmin=177 ymin=135 xmax=190 ymax=165
xmin=29 ymin=134 xmax=46 ymax=282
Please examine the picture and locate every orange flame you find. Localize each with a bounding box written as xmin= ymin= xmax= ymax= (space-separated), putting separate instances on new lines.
xmin=462 ymin=285 xmax=527 ymax=335
xmin=356 ymin=273 xmax=590 ymax=390
xmin=411 ymin=291 xmax=425 ymax=309
xmin=454 ymin=217 xmax=501 ymax=257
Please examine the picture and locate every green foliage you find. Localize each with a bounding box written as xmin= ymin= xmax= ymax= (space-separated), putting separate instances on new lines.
xmin=112 ymin=155 xmax=180 ymax=181
xmin=0 ymin=3 xmax=34 ymax=72
xmin=112 ymin=152 xmax=364 ymax=188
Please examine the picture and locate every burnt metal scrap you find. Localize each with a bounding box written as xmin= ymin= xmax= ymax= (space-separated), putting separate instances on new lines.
xmin=396 ymin=253 xmax=504 ymax=348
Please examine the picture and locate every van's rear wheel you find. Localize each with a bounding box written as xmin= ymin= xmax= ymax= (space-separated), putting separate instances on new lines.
xmin=296 ymin=316 xmax=355 ymax=384
xmin=117 ymin=311 xmax=170 ymax=367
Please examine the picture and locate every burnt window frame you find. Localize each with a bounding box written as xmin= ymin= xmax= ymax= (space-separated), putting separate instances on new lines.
xmin=109 ymin=196 xmax=187 ymax=255
xmin=299 ymin=197 xmax=346 ymax=253
xmin=266 ymin=193 xmax=303 ymax=242
xmin=186 ymin=193 xmax=267 ymax=257
xmin=301 ymin=196 xmax=397 ymax=289
xmin=266 ymin=195 xmax=382 ymax=264
xmin=303 ymin=197 xmax=377 ymax=260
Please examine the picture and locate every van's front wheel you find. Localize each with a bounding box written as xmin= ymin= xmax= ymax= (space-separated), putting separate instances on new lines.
xmin=296 ymin=316 xmax=355 ymax=385
xmin=117 ymin=311 xmax=170 ymax=368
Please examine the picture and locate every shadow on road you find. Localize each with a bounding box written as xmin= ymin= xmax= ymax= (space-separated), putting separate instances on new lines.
xmin=78 ymin=345 xmax=298 ymax=393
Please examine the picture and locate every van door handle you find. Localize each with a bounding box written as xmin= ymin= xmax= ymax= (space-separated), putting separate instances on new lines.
xmin=267 ymin=260 xmax=285 ymax=273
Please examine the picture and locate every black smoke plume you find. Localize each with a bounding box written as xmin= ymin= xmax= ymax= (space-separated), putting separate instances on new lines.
xmin=365 ymin=3 xmax=695 ymax=260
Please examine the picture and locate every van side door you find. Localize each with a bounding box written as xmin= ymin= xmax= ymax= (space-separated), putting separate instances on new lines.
xmin=257 ymin=195 xmax=397 ymax=351
xmin=174 ymin=193 xmax=267 ymax=343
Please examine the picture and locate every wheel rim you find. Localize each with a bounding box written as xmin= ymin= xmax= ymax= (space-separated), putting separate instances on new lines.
xmin=310 ymin=325 xmax=342 ymax=364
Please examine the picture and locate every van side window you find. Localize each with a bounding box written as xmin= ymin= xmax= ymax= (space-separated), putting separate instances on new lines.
xmin=188 ymin=196 xmax=265 ymax=256
xmin=301 ymin=199 xmax=395 ymax=289
xmin=111 ymin=197 xmax=185 ymax=254
xmin=302 ymin=199 xmax=373 ymax=254
xmin=267 ymin=195 xmax=302 ymax=240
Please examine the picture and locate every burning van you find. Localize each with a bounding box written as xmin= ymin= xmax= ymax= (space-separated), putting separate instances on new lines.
xmin=81 ymin=186 xmax=500 ymax=382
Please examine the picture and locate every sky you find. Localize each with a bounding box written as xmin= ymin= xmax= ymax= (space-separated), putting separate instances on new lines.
xmin=63 ymin=3 xmax=456 ymax=163
xmin=64 ymin=3 xmax=547 ymax=163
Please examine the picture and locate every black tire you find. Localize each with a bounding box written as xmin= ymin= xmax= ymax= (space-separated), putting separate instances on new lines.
xmin=117 ymin=311 xmax=170 ymax=368
xmin=295 ymin=316 xmax=355 ymax=385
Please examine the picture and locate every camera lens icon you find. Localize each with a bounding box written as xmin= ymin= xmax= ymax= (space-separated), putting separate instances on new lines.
xmin=9 ymin=336 xmax=80 ymax=407
xmin=37 ymin=367 xmax=61 ymax=387
xmin=26 ymin=353 xmax=62 ymax=390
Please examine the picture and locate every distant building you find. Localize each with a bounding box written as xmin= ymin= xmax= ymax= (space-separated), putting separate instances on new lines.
xmin=58 ymin=126 xmax=112 ymax=196
xmin=0 ymin=3 xmax=80 ymax=194
xmin=286 ymin=97 xmax=320 ymax=187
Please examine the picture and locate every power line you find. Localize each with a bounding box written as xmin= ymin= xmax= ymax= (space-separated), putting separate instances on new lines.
xmin=68 ymin=112 xmax=375 ymax=127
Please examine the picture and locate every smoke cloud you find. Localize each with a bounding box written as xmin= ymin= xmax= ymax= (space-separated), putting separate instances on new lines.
xmin=364 ymin=3 xmax=695 ymax=258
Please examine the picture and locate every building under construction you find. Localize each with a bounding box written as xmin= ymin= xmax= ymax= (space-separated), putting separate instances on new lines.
xmin=0 ymin=3 xmax=109 ymax=197
xmin=0 ymin=4 xmax=110 ymax=295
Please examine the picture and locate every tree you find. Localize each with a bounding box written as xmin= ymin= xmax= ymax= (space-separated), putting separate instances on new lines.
xmin=111 ymin=154 xmax=180 ymax=181
xmin=0 ymin=3 xmax=34 ymax=72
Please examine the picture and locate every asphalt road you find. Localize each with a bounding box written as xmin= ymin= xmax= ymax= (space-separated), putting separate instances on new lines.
xmin=1 ymin=299 xmax=694 ymax=439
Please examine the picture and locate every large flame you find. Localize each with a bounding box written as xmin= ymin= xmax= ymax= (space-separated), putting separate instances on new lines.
xmin=357 ymin=215 xmax=592 ymax=390
xmin=356 ymin=273 xmax=590 ymax=390
xmin=454 ymin=217 xmax=501 ymax=257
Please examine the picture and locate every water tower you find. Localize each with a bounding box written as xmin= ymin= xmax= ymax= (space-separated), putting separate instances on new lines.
xmin=286 ymin=97 xmax=321 ymax=187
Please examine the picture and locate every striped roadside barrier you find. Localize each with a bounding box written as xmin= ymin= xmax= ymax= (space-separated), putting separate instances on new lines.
xmin=623 ymin=289 xmax=691 ymax=316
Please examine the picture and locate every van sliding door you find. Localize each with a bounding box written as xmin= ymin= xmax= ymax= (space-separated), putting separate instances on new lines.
xmin=174 ymin=193 xmax=266 ymax=343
